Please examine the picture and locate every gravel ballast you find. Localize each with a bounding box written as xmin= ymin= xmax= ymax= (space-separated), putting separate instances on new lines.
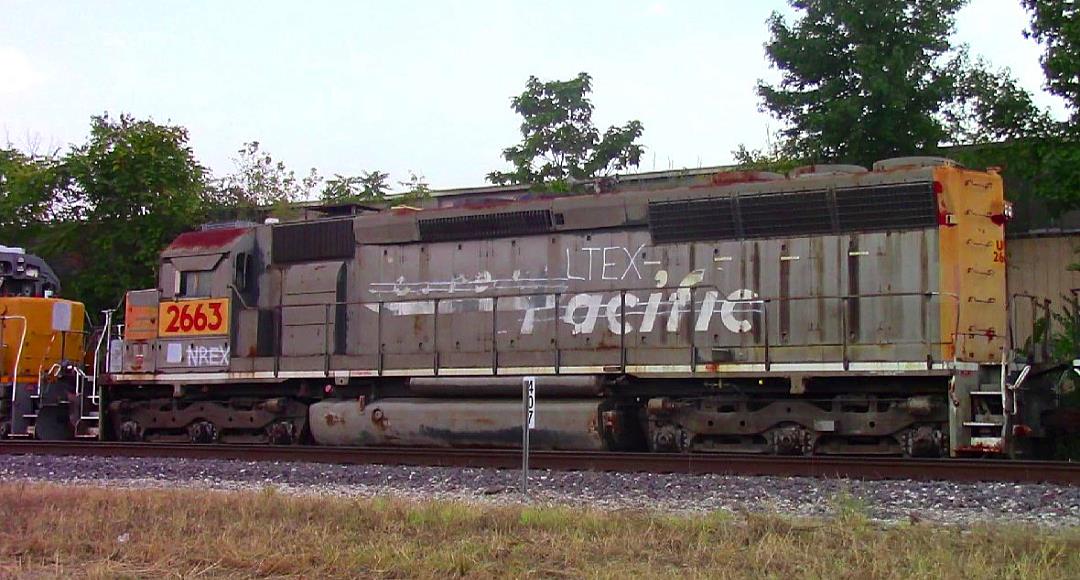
xmin=2 ymin=454 xmax=1077 ymax=526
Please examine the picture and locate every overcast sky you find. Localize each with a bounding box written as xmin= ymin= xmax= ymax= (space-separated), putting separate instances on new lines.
xmin=0 ymin=0 xmax=1067 ymax=191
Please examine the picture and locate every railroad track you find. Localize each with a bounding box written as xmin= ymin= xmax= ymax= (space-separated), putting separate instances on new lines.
xmin=1 ymin=441 xmax=1077 ymax=485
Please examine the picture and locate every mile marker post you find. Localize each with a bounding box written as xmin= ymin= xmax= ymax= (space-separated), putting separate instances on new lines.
xmin=522 ymin=376 xmax=536 ymax=498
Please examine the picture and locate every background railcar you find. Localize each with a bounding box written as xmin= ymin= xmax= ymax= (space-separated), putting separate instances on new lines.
xmin=103 ymin=157 xmax=1055 ymax=457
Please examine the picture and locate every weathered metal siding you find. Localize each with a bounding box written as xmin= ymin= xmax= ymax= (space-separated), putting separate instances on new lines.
xmin=125 ymin=165 xmax=1021 ymax=382
xmin=341 ymin=226 xmax=944 ymax=373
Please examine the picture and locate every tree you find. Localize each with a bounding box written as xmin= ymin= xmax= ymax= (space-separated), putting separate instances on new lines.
xmin=320 ymin=170 xmax=431 ymax=206
xmin=730 ymin=138 xmax=802 ymax=174
xmin=487 ymin=72 xmax=645 ymax=191
xmin=217 ymin=141 xmax=321 ymax=208
xmin=394 ymin=171 xmax=432 ymax=205
xmin=757 ymin=0 xmax=966 ymax=166
xmin=320 ymin=170 xmax=390 ymax=204
xmin=0 ymin=148 xmax=67 ymax=241
xmin=56 ymin=114 xmax=210 ymax=313
xmin=945 ymin=55 xmax=1056 ymax=143
xmin=1023 ymin=0 xmax=1080 ymax=122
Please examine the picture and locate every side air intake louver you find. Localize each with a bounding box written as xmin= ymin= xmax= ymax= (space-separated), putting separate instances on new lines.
xmin=419 ymin=210 xmax=554 ymax=242
xmin=835 ymin=183 xmax=937 ymax=232
xmin=272 ymin=220 xmax=355 ymax=264
xmin=647 ymin=181 xmax=938 ymax=243
xmin=648 ymin=197 xmax=737 ymax=244
xmin=740 ymin=190 xmax=832 ymax=238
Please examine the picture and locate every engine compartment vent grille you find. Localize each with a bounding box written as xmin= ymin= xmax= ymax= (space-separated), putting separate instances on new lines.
xmin=648 ymin=181 xmax=937 ymax=242
xmin=419 ymin=210 xmax=554 ymax=242
xmin=647 ymin=197 xmax=737 ymax=244
xmin=272 ymin=220 xmax=355 ymax=264
xmin=740 ymin=191 xmax=832 ymax=238
xmin=835 ymin=183 xmax=937 ymax=232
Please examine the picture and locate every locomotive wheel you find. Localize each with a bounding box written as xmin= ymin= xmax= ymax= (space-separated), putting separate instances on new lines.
xmin=766 ymin=423 xmax=813 ymax=455
xmin=900 ymin=424 xmax=946 ymax=458
xmin=187 ymin=420 xmax=220 ymax=444
xmin=0 ymin=420 xmax=9 ymax=439
xmin=119 ymin=420 xmax=144 ymax=442
xmin=266 ymin=420 xmax=297 ymax=445
xmin=650 ymin=424 xmax=690 ymax=452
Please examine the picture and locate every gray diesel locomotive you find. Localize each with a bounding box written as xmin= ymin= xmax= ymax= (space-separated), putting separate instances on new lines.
xmin=103 ymin=157 xmax=1058 ymax=457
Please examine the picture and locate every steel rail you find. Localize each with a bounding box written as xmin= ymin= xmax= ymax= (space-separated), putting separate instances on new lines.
xmin=0 ymin=441 xmax=1077 ymax=485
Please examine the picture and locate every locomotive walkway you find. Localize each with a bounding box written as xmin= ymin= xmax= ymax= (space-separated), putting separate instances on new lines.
xmin=0 ymin=441 xmax=1077 ymax=485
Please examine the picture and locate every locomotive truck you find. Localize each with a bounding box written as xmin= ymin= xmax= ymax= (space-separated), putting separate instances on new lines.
xmin=98 ymin=156 xmax=1062 ymax=457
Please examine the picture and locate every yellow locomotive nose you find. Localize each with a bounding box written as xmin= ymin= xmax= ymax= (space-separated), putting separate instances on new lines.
xmin=0 ymin=247 xmax=95 ymax=441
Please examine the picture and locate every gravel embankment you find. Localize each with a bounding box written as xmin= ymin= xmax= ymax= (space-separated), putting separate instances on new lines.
xmin=2 ymin=454 xmax=1078 ymax=526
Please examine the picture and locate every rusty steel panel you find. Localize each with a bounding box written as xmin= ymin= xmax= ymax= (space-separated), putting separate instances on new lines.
xmin=310 ymin=398 xmax=608 ymax=450
xmin=163 ymin=227 xmax=250 ymax=258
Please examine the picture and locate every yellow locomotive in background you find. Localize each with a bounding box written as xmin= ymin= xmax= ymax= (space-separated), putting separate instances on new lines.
xmin=0 ymin=245 xmax=98 ymax=439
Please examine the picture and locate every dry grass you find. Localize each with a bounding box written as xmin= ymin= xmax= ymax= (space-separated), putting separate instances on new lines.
xmin=0 ymin=482 xmax=1077 ymax=579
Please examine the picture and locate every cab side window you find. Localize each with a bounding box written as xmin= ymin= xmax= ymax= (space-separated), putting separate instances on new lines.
xmin=234 ymin=252 xmax=252 ymax=291
xmin=178 ymin=271 xmax=212 ymax=297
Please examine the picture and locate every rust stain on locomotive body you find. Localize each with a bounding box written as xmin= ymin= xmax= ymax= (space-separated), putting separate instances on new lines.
xmin=167 ymin=227 xmax=249 ymax=252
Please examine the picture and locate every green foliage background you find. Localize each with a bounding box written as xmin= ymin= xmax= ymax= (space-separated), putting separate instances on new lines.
xmin=487 ymin=72 xmax=645 ymax=192
xmin=1 ymin=114 xmax=211 ymax=316
xmin=1 ymin=0 xmax=1077 ymax=323
xmin=0 ymin=115 xmax=428 ymax=318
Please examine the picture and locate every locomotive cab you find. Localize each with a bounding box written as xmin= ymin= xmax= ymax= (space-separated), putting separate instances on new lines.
xmin=109 ymin=224 xmax=309 ymax=443
xmin=0 ymin=246 xmax=93 ymax=440
xmin=117 ymin=225 xmax=256 ymax=377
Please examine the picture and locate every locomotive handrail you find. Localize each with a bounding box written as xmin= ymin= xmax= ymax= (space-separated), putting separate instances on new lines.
xmin=35 ymin=333 xmax=58 ymax=391
xmin=0 ymin=316 xmax=27 ymax=405
xmin=254 ymin=287 xmax=962 ymax=379
xmin=227 ymin=284 xmax=253 ymax=310
xmin=34 ymin=328 xmax=91 ymax=393
xmin=262 ymin=288 xmax=960 ymax=309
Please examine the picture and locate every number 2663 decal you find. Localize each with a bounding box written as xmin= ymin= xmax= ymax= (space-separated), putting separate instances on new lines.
xmin=158 ymin=298 xmax=230 ymax=336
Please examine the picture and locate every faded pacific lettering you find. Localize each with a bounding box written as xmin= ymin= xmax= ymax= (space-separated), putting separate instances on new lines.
xmin=364 ymin=245 xmax=761 ymax=336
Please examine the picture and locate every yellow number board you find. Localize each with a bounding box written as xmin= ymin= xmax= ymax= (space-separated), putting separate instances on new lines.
xmin=158 ymin=298 xmax=230 ymax=337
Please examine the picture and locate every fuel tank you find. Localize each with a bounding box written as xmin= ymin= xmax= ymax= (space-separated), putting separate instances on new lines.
xmin=407 ymin=376 xmax=604 ymax=397
xmin=309 ymin=398 xmax=622 ymax=450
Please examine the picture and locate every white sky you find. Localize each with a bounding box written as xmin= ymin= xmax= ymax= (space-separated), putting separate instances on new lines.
xmin=0 ymin=0 xmax=1067 ymax=190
